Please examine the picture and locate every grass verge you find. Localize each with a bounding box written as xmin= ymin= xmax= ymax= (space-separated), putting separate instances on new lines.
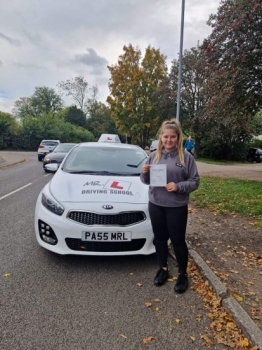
xmin=191 ymin=176 xmax=262 ymax=228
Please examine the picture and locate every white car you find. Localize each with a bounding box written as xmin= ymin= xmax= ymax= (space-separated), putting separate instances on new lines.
xmin=150 ymin=140 xmax=159 ymax=152
xmin=38 ymin=140 xmax=60 ymax=161
xmin=35 ymin=142 xmax=155 ymax=256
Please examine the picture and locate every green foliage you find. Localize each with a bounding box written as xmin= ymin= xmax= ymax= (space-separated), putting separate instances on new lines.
xmin=62 ymin=106 xmax=87 ymax=128
xmin=86 ymin=102 xmax=117 ymax=139
xmin=13 ymin=87 xmax=63 ymax=119
xmin=249 ymin=139 xmax=262 ymax=149
xmin=20 ymin=113 xmax=94 ymax=145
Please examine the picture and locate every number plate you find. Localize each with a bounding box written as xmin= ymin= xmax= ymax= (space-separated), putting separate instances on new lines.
xmin=82 ymin=231 xmax=132 ymax=242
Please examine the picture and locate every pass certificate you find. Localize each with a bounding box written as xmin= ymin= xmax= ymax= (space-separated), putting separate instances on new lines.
xmin=150 ymin=164 xmax=167 ymax=187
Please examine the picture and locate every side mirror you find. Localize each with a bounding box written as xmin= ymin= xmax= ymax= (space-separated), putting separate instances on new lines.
xmin=45 ymin=163 xmax=59 ymax=172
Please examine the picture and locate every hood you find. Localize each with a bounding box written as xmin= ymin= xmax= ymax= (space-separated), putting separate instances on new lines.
xmin=49 ymin=172 xmax=149 ymax=204
xmin=46 ymin=152 xmax=67 ymax=161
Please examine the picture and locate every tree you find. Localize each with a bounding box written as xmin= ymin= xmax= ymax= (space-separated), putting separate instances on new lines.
xmin=86 ymin=102 xmax=117 ymax=139
xmin=107 ymin=44 xmax=168 ymax=147
xmin=63 ymin=106 xmax=87 ymax=128
xmin=31 ymin=87 xmax=63 ymax=115
xmin=152 ymin=46 xmax=209 ymax=156
xmin=200 ymin=0 xmax=262 ymax=159
xmin=57 ymin=76 xmax=98 ymax=114
xmin=13 ymin=87 xmax=63 ymax=119
xmin=0 ymin=111 xmax=19 ymax=148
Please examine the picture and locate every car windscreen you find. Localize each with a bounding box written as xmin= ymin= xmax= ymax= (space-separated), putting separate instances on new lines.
xmin=41 ymin=141 xmax=59 ymax=147
xmin=53 ymin=144 xmax=75 ymax=153
xmin=62 ymin=146 xmax=148 ymax=174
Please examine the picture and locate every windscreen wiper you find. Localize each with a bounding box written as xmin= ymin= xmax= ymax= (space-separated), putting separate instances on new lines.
xmin=127 ymin=157 xmax=147 ymax=168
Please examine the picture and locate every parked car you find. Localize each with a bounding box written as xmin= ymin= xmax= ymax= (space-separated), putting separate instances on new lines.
xmin=43 ymin=143 xmax=77 ymax=172
xmin=35 ymin=142 xmax=154 ymax=256
xmin=246 ymin=148 xmax=262 ymax=163
xmin=150 ymin=140 xmax=159 ymax=152
xmin=37 ymin=140 xmax=60 ymax=161
xmin=98 ymin=134 xmax=121 ymax=143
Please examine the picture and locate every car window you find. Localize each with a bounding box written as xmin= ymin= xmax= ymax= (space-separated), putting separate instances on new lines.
xmin=63 ymin=146 xmax=147 ymax=174
xmin=53 ymin=144 xmax=75 ymax=153
xmin=41 ymin=141 xmax=59 ymax=147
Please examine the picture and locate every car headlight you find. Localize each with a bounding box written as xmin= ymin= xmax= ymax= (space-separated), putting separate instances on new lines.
xmin=41 ymin=189 xmax=64 ymax=216
xmin=44 ymin=158 xmax=50 ymax=162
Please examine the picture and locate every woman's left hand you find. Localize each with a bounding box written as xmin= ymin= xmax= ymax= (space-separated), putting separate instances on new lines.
xmin=165 ymin=182 xmax=177 ymax=192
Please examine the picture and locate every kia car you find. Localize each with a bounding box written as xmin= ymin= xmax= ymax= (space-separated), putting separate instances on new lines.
xmin=43 ymin=143 xmax=77 ymax=172
xmin=37 ymin=140 xmax=60 ymax=161
xmin=35 ymin=142 xmax=155 ymax=256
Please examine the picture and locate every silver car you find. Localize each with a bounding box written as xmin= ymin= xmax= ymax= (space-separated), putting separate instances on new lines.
xmin=37 ymin=140 xmax=60 ymax=161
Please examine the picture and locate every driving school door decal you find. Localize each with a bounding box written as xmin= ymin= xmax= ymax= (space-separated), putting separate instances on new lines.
xmin=104 ymin=179 xmax=132 ymax=191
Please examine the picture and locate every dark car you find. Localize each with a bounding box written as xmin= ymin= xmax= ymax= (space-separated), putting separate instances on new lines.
xmin=43 ymin=143 xmax=77 ymax=172
xmin=246 ymin=148 xmax=262 ymax=163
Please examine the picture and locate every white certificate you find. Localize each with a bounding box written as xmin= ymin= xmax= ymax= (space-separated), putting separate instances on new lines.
xmin=150 ymin=164 xmax=167 ymax=187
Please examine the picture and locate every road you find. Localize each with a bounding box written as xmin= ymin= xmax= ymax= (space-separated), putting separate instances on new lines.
xmin=0 ymin=152 xmax=226 ymax=349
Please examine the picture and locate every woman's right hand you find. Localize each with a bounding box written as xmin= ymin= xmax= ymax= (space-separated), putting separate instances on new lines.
xmin=141 ymin=164 xmax=151 ymax=174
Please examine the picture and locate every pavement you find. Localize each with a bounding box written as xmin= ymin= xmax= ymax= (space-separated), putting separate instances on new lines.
xmin=1 ymin=151 xmax=262 ymax=349
xmin=0 ymin=151 xmax=27 ymax=169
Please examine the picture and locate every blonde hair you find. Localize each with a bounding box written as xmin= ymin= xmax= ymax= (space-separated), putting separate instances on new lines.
xmin=153 ymin=118 xmax=185 ymax=165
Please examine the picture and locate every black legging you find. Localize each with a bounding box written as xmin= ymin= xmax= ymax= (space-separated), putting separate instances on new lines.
xmin=149 ymin=201 xmax=188 ymax=274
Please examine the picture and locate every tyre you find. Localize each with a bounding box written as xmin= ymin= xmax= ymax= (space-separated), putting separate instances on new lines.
xmin=247 ymin=157 xmax=253 ymax=162
xmin=38 ymin=155 xmax=42 ymax=161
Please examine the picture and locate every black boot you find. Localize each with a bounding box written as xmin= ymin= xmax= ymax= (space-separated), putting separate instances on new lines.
xmin=174 ymin=274 xmax=188 ymax=293
xmin=154 ymin=268 xmax=169 ymax=286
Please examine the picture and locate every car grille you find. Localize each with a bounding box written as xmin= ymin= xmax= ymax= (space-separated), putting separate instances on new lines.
xmin=65 ymin=238 xmax=146 ymax=252
xmin=67 ymin=211 xmax=146 ymax=226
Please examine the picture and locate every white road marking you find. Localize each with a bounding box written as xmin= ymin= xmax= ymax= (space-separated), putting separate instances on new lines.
xmin=0 ymin=183 xmax=32 ymax=201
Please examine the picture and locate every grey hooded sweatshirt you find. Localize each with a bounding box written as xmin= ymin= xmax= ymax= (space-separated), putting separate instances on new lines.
xmin=140 ymin=149 xmax=199 ymax=207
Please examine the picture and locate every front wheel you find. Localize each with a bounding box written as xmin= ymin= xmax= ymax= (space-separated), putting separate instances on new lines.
xmin=38 ymin=155 xmax=42 ymax=161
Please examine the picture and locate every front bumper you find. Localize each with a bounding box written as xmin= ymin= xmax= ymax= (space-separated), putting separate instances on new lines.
xmin=35 ymin=196 xmax=155 ymax=256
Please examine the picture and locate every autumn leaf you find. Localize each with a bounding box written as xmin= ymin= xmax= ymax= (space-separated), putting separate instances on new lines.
xmin=155 ymin=307 xmax=160 ymax=312
xmin=175 ymin=319 xmax=180 ymax=323
xmin=136 ymin=283 xmax=142 ymax=287
xmin=129 ymin=272 xmax=134 ymax=275
xmin=142 ymin=336 xmax=155 ymax=344
xmin=3 ymin=273 xmax=10 ymax=277
xmin=234 ymin=294 xmax=243 ymax=302
xmin=190 ymin=336 xmax=195 ymax=341
xmin=154 ymin=298 xmax=161 ymax=303
xmin=120 ymin=334 xmax=127 ymax=339
xmin=145 ymin=302 xmax=152 ymax=308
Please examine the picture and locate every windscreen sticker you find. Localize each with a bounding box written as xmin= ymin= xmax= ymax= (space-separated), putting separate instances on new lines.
xmin=82 ymin=179 xmax=133 ymax=196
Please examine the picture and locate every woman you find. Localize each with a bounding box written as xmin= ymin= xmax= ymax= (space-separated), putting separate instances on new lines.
xmin=140 ymin=119 xmax=199 ymax=293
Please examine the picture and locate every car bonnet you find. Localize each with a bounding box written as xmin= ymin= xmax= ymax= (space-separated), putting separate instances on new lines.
xmin=49 ymin=172 xmax=149 ymax=204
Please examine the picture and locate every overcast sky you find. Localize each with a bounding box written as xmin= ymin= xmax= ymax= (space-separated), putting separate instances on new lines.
xmin=0 ymin=0 xmax=221 ymax=113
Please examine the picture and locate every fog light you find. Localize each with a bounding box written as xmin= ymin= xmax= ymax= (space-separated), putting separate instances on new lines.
xmin=38 ymin=220 xmax=57 ymax=245
xmin=42 ymin=235 xmax=56 ymax=244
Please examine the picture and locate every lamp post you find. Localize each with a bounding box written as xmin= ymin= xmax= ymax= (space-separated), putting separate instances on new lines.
xmin=176 ymin=0 xmax=185 ymax=121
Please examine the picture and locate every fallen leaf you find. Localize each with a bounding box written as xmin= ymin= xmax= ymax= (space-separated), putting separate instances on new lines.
xmin=154 ymin=298 xmax=161 ymax=303
xmin=234 ymin=294 xmax=243 ymax=302
xmin=129 ymin=272 xmax=134 ymax=275
xmin=142 ymin=336 xmax=155 ymax=344
xmin=120 ymin=334 xmax=127 ymax=339
xmin=190 ymin=336 xmax=195 ymax=341
xmin=145 ymin=302 xmax=152 ymax=308
xmin=3 ymin=273 xmax=10 ymax=277
xmin=136 ymin=283 xmax=142 ymax=287
xmin=155 ymin=307 xmax=160 ymax=312
xmin=175 ymin=319 xmax=180 ymax=323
